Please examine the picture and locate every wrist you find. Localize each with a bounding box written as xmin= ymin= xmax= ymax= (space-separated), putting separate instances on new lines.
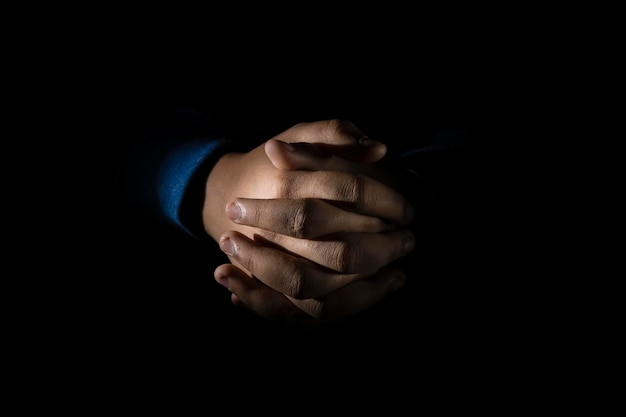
xmin=201 ymin=152 xmax=244 ymax=242
xmin=179 ymin=148 xmax=244 ymax=242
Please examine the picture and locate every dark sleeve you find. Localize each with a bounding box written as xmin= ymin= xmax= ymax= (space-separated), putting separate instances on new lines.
xmin=384 ymin=128 xmax=487 ymax=273
xmin=387 ymin=128 xmax=475 ymax=226
xmin=118 ymin=105 xmax=248 ymax=240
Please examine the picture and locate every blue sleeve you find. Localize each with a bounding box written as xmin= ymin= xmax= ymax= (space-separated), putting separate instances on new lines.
xmin=122 ymin=106 xmax=245 ymax=239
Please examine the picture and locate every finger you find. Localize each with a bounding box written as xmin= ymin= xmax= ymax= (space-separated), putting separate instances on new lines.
xmin=219 ymin=231 xmax=365 ymax=299
xmin=216 ymin=263 xmax=406 ymax=323
xmin=265 ymin=139 xmax=332 ymax=170
xmin=270 ymin=119 xmax=387 ymax=163
xmin=288 ymin=267 xmax=406 ymax=320
xmin=265 ymin=138 xmax=387 ymax=168
xmin=265 ymin=139 xmax=397 ymax=191
xmin=286 ymin=170 xmax=414 ymax=225
xmin=214 ymin=264 xmax=315 ymax=326
xmin=226 ymin=197 xmax=390 ymax=239
xmin=255 ymin=229 xmax=415 ymax=274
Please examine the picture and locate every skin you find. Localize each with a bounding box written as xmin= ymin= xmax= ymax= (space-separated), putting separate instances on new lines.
xmin=203 ymin=119 xmax=415 ymax=325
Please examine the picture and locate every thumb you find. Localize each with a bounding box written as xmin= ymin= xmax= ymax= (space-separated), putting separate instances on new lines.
xmin=271 ymin=119 xmax=387 ymax=164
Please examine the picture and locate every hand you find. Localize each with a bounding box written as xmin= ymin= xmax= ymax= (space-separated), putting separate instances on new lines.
xmin=204 ymin=119 xmax=415 ymax=324
xmin=214 ymin=262 xmax=407 ymax=327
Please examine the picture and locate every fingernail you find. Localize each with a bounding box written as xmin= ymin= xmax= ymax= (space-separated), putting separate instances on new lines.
xmin=404 ymin=233 xmax=415 ymax=254
xmin=220 ymin=236 xmax=235 ymax=256
xmin=226 ymin=200 xmax=242 ymax=221
xmin=216 ymin=275 xmax=231 ymax=291
xmin=359 ymin=136 xmax=382 ymax=147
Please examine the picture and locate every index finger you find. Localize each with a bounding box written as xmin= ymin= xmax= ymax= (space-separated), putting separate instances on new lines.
xmin=286 ymin=170 xmax=414 ymax=225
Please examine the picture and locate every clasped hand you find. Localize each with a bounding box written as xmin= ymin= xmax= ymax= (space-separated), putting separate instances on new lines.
xmin=203 ymin=119 xmax=415 ymax=325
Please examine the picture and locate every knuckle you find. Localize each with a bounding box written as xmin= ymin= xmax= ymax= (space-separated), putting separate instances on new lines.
xmin=325 ymin=118 xmax=353 ymax=136
xmin=279 ymin=260 xmax=308 ymax=299
xmin=273 ymin=173 xmax=295 ymax=199
xmin=309 ymin=300 xmax=327 ymax=320
xmin=239 ymin=243 xmax=256 ymax=272
xmin=340 ymin=174 xmax=364 ymax=207
xmin=289 ymin=200 xmax=307 ymax=238
xmin=328 ymin=240 xmax=361 ymax=273
xmin=289 ymin=199 xmax=315 ymax=238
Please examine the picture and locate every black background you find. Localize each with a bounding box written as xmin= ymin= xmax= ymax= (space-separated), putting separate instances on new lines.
xmin=109 ymin=76 xmax=521 ymax=352
xmin=12 ymin=11 xmax=595 ymax=402
xmin=82 ymin=49 xmax=548 ymax=379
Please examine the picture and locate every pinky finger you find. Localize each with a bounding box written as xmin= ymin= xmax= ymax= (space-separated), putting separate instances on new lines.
xmin=213 ymin=264 xmax=316 ymax=327
xmin=289 ymin=267 xmax=406 ymax=320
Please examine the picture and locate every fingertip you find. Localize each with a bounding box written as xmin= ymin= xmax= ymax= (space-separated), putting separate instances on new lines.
xmin=219 ymin=234 xmax=235 ymax=256
xmin=404 ymin=231 xmax=416 ymax=254
xmin=264 ymin=139 xmax=278 ymax=161
xmin=265 ymin=139 xmax=296 ymax=169
xmin=358 ymin=136 xmax=382 ymax=147
xmin=265 ymin=138 xmax=287 ymax=154
xmin=389 ymin=270 xmax=406 ymax=293
xmin=213 ymin=263 xmax=229 ymax=278
xmin=231 ymin=293 xmax=244 ymax=306
xmin=378 ymin=142 xmax=388 ymax=156
xmin=214 ymin=265 xmax=232 ymax=290
xmin=356 ymin=137 xmax=387 ymax=163
xmin=366 ymin=143 xmax=388 ymax=163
